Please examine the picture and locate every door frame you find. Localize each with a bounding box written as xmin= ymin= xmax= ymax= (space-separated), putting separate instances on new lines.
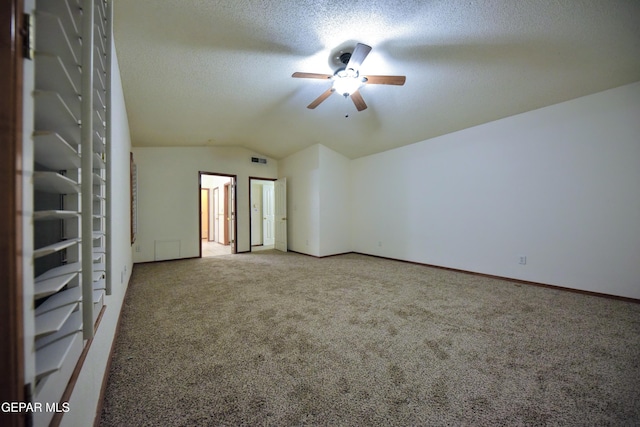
xmin=248 ymin=177 xmax=276 ymax=252
xmin=198 ymin=172 xmax=237 ymax=257
xmin=223 ymin=183 xmax=230 ymax=245
xmin=1 ymin=0 xmax=25 ymax=424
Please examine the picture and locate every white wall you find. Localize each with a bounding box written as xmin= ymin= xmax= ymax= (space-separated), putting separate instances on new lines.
xmin=350 ymin=82 xmax=640 ymax=299
xmin=64 ymin=37 xmax=134 ymax=426
xmin=318 ymin=145 xmax=351 ymax=256
xmin=132 ymin=146 xmax=277 ymax=261
xmin=279 ymin=144 xmax=321 ymax=256
xmin=278 ymin=144 xmax=351 ymax=257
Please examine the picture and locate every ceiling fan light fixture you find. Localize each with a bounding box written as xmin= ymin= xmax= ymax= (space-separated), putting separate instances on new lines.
xmin=292 ymin=43 xmax=405 ymax=111
xmin=332 ymin=69 xmax=365 ymax=97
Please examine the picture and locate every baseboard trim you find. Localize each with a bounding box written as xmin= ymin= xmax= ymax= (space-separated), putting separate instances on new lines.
xmin=352 ymin=252 xmax=639 ymax=304
xmin=134 ymin=256 xmax=200 ymax=265
xmin=287 ymin=250 xmax=353 ymax=259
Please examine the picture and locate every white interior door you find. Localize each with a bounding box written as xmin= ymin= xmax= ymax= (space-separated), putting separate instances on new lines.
xmin=229 ymin=178 xmax=236 ymax=253
xmin=274 ymin=177 xmax=287 ymax=252
xmin=263 ymin=183 xmax=275 ymax=246
xmin=213 ymin=187 xmax=219 ymax=242
xmin=208 ymin=188 xmax=214 ymax=241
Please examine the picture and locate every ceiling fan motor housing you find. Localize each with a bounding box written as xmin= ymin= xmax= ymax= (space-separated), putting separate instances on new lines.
xmin=331 ymin=47 xmax=354 ymax=69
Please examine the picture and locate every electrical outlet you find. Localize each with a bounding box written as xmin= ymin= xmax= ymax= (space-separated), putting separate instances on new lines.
xmin=519 ymin=256 xmax=527 ymax=265
xmin=135 ymin=245 xmax=141 ymax=252
xmin=378 ymin=241 xmax=382 ymax=247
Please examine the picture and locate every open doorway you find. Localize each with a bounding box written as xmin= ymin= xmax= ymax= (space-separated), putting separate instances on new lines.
xmin=199 ymin=172 xmax=236 ymax=257
xmin=249 ymin=177 xmax=287 ymax=253
xmin=249 ymin=178 xmax=276 ymax=252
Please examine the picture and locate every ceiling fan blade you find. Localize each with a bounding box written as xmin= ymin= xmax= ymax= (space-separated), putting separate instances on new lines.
xmin=307 ymin=88 xmax=334 ymax=109
xmin=350 ymin=90 xmax=367 ymax=111
xmin=364 ymin=75 xmax=406 ymax=85
xmin=346 ymin=43 xmax=372 ymax=71
xmin=292 ymin=72 xmax=332 ymax=80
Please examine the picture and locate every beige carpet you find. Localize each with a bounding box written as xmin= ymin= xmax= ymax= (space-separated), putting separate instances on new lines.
xmin=100 ymin=251 xmax=640 ymax=426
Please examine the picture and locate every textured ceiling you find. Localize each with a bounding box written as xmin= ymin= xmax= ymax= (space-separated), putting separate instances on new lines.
xmin=113 ymin=0 xmax=640 ymax=159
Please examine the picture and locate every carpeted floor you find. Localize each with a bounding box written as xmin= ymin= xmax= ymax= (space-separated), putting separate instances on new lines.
xmin=100 ymin=251 xmax=640 ymax=426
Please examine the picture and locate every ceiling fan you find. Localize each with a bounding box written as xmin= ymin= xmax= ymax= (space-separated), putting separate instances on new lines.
xmin=292 ymin=43 xmax=406 ymax=112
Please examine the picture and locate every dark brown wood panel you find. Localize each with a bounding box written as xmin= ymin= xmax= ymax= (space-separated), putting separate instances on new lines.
xmin=0 ymin=0 xmax=25 ymax=426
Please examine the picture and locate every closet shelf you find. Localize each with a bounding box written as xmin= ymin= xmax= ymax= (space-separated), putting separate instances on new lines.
xmin=93 ymin=172 xmax=106 ymax=185
xmin=34 ymin=301 xmax=77 ymax=339
xmin=33 ymin=238 xmax=80 ymax=259
xmin=36 ymin=286 xmax=81 ymax=317
xmin=94 ymin=23 xmax=107 ymax=57
xmin=93 ymin=130 xmax=106 ymax=154
xmin=94 ymin=107 xmax=106 ymax=129
xmin=34 ymin=210 xmax=80 ymax=221
xmin=93 ymin=153 xmax=105 ymax=169
xmin=94 ymin=66 xmax=106 ymax=92
xmin=35 ymin=52 xmax=80 ymax=100
xmin=34 ymin=171 xmax=79 ymax=194
xmin=93 ymin=278 xmax=106 ymax=292
xmin=35 ymin=262 xmax=81 ymax=282
xmin=34 ymin=272 xmax=78 ymax=300
xmin=93 ymin=290 xmax=104 ymax=304
xmin=34 ymin=131 xmax=80 ymax=170
xmin=94 ymin=81 xmax=106 ymax=110
xmin=35 ymin=330 xmax=82 ymax=381
xmin=36 ymin=310 xmax=82 ymax=352
xmin=94 ymin=1 xmax=105 ymax=29
xmin=94 ymin=44 xmax=106 ymax=77
xmin=35 ymin=10 xmax=80 ymax=69
xmin=92 ymin=271 xmax=105 ymax=282
xmin=38 ymin=0 xmax=81 ymax=38
xmin=34 ymin=90 xmax=81 ymax=147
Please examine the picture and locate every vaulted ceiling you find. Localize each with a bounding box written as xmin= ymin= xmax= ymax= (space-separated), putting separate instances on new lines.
xmin=113 ymin=0 xmax=640 ymax=159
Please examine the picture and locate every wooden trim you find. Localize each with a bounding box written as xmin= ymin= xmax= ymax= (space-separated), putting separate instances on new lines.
xmin=287 ymin=250 xmax=352 ymax=259
xmin=0 ymin=0 xmax=25 ymax=426
xmin=198 ymin=173 xmax=202 ymax=258
xmin=223 ymin=183 xmax=230 ymax=245
xmin=232 ymin=177 xmax=237 ymax=254
xmin=287 ymin=250 xmax=639 ymax=303
xmin=134 ymin=256 xmax=200 ymax=265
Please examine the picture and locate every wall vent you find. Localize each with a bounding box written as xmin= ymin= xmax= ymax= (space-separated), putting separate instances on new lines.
xmin=251 ymin=157 xmax=267 ymax=164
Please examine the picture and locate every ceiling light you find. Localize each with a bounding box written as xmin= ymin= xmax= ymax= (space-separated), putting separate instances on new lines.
xmin=332 ymin=68 xmax=365 ymax=97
